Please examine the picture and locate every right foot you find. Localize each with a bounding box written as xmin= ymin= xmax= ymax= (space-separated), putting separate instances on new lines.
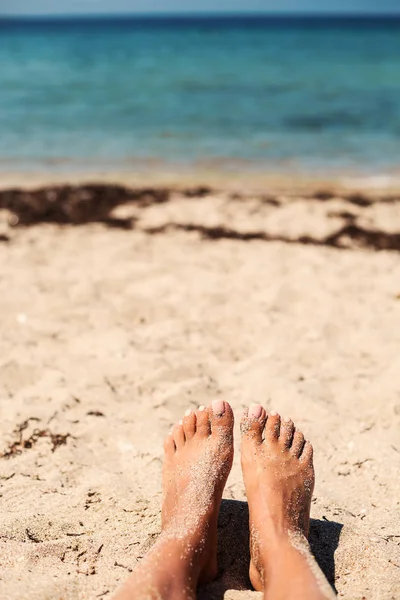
xmin=240 ymin=405 xmax=315 ymax=591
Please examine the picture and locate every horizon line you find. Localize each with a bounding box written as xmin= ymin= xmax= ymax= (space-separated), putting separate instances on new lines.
xmin=1 ymin=11 xmax=400 ymax=19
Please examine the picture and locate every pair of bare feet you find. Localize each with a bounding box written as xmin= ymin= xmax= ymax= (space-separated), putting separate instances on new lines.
xmin=114 ymin=401 xmax=334 ymax=600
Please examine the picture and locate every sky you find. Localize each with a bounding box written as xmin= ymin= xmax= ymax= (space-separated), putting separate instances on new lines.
xmin=0 ymin=0 xmax=399 ymax=15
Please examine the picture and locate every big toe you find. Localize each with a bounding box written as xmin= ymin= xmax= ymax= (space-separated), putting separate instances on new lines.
xmin=208 ymin=400 xmax=234 ymax=438
xmin=240 ymin=404 xmax=267 ymax=445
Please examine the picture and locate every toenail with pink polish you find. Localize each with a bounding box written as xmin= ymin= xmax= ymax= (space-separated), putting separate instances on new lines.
xmin=248 ymin=403 xmax=263 ymax=419
xmin=212 ymin=399 xmax=225 ymax=415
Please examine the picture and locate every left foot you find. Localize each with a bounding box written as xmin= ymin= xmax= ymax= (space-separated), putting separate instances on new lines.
xmin=161 ymin=400 xmax=234 ymax=584
xmin=113 ymin=401 xmax=234 ymax=600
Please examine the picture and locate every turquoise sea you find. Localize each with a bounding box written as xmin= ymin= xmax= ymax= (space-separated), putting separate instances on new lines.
xmin=1 ymin=15 xmax=400 ymax=174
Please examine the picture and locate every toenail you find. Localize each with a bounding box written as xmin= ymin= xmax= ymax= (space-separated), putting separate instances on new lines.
xmin=270 ymin=410 xmax=278 ymax=416
xmin=212 ymin=399 xmax=225 ymax=415
xmin=248 ymin=403 xmax=263 ymax=419
xmin=198 ymin=405 xmax=206 ymax=412
xmin=185 ymin=409 xmax=192 ymax=417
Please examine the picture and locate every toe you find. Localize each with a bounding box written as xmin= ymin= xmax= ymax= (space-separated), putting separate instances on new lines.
xmin=209 ymin=400 xmax=234 ymax=435
xmin=279 ymin=418 xmax=295 ymax=448
xmin=300 ymin=440 xmax=314 ymax=464
xmin=163 ymin=432 xmax=176 ymax=454
xmin=264 ymin=411 xmax=281 ymax=441
xmin=172 ymin=423 xmax=186 ymax=449
xmin=240 ymin=404 xmax=267 ymax=445
xmin=291 ymin=429 xmax=305 ymax=457
xmin=182 ymin=409 xmax=196 ymax=441
xmin=195 ymin=405 xmax=211 ymax=438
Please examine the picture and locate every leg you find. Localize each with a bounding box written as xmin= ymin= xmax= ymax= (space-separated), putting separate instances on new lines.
xmin=241 ymin=405 xmax=335 ymax=600
xmin=114 ymin=400 xmax=234 ymax=600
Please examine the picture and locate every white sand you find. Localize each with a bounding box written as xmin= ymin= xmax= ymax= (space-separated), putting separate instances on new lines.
xmin=0 ymin=178 xmax=399 ymax=599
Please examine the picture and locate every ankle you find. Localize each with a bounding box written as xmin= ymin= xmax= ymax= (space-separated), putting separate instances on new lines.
xmin=119 ymin=538 xmax=199 ymax=600
xmin=261 ymin=532 xmax=312 ymax=583
xmin=261 ymin=536 xmax=335 ymax=600
xmin=120 ymin=572 xmax=196 ymax=600
xmin=157 ymin=533 xmax=205 ymax=579
xmin=254 ymin=526 xmax=309 ymax=575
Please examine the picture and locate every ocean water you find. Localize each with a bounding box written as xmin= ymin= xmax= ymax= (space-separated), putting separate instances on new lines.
xmin=1 ymin=15 xmax=400 ymax=174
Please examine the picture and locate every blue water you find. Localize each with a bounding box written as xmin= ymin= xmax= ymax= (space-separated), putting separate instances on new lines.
xmin=1 ymin=15 xmax=400 ymax=174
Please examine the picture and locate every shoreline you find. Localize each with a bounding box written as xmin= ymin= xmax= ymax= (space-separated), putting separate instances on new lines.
xmin=2 ymin=167 xmax=400 ymax=195
xmin=1 ymin=173 xmax=399 ymax=253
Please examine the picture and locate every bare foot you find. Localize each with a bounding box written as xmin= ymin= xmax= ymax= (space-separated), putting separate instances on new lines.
xmin=162 ymin=399 xmax=234 ymax=585
xmin=113 ymin=401 xmax=234 ymax=600
xmin=240 ymin=404 xmax=315 ymax=591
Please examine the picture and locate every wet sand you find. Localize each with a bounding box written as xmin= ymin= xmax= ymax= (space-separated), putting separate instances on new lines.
xmin=0 ymin=173 xmax=399 ymax=599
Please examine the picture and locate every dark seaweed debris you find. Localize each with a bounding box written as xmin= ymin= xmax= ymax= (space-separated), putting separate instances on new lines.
xmin=0 ymin=418 xmax=71 ymax=459
xmin=1 ymin=184 xmax=399 ymax=252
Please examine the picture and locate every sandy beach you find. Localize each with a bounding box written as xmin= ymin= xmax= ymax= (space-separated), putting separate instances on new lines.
xmin=0 ymin=174 xmax=399 ymax=599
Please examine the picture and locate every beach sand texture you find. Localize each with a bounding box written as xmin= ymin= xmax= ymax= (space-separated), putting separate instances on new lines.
xmin=0 ymin=180 xmax=399 ymax=599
